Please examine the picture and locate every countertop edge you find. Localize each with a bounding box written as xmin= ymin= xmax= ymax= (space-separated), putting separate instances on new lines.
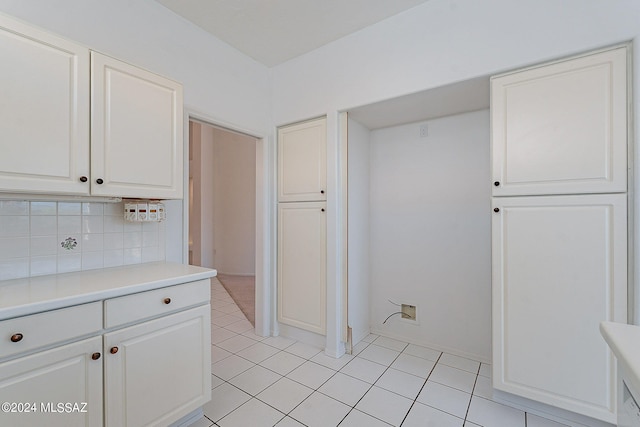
xmin=600 ymin=321 xmax=640 ymax=397
xmin=0 ymin=262 xmax=217 ymax=321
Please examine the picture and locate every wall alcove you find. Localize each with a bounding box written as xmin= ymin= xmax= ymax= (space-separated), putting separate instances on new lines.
xmin=343 ymin=75 xmax=493 ymax=362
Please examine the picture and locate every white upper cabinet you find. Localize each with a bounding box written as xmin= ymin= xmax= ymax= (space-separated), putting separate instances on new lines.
xmin=278 ymin=117 xmax=327 ymax=202
xmin=0 ymin=15 xmax=184 ymax=199
xmin=0 ymin=15 xmax=90 ymax=195
xmin=491 ymin=46 xmax=628 ymax=196
xmin=91 ymin=52 xmax=183 ymax=199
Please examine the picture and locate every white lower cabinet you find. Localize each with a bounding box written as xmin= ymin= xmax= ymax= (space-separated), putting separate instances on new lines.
xmin=278 ymin=202 xmax=327 ymax=335
xmin=104 ymin=305 xmax=210 ymax=427
xmin=492 ymin=193 xmax=627 ymax=423
xmin=0 ymin=279 xmax=211 ymax=427
xmin=0 ymin=336 xmax=103 ymax=427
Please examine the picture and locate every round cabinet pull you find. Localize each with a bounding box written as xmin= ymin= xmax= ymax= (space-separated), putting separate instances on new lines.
xmin=91 ymin=352 xmax=101 ymax=361
xmin=10 ymin=333 xmax=23 ymax=343
xmin=494 ymin=207 xmax=500 ymax=213
xmin=110 ymin=346 xmax=119 ymax=355
xmin=164 ymin=298 xmax=171 ymax=305
xmin=321 ymin=208 xmax=325 ymax=212
xmin=320 ymin=190 xmax=325 ymax=194
xmin=494 ymin=181 xmax=500 ymax=187
xmin=79 ymin=176 xmax=88 ymax=183
xmin=96 ymin=178 xmax=104 ymax=185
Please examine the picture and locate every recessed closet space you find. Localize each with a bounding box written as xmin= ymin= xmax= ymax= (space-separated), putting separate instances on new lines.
xmin=346 ymin=76 xmax=492 ymax=362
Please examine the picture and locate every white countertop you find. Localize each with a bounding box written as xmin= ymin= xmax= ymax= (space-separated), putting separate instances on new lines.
xmin=600 ymin=321 xmax=640 ymax=397
xmin=0 ymin=262 xmax=217 ymax=321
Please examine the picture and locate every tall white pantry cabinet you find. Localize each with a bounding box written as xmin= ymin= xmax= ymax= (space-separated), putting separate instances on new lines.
xmin=491 ymin=46 xmax=629 ymax=423
xmin=277 ymin=117 xmax=327 ymax=336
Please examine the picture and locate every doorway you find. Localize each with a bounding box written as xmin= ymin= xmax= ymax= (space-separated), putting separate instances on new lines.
xmin=188 ymin=119 xmax=258 ymax=325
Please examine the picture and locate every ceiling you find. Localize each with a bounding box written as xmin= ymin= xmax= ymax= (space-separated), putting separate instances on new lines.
xmin=155 ymin=0 xmax=431 ymax=67
xmin=156 ymin=0 xmax=489 ymax=129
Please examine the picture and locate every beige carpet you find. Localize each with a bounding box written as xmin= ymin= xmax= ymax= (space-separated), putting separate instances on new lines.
xmin=216 ymin=273 xmax=255 ymax=325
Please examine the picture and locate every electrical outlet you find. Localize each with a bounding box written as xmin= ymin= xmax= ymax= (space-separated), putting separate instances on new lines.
xmin=419 ymin=124 xmax=428 ymax=138
xmin=401 ymin=304 xmax=416 ymax=320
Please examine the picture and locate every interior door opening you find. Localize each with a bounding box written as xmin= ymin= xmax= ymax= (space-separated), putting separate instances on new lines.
xmin=188 ymin=120 xmax=258 ymax=325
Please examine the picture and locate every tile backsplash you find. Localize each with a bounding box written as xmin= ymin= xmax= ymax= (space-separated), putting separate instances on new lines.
xmin=0 ymin=201 xmax=165 ymax=280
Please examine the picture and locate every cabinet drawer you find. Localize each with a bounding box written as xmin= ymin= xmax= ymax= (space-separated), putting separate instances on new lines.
xmin=0 ymin=302 xmax=102 ymax=359
xmin=104 ymin=279 xmax=210 ymax=328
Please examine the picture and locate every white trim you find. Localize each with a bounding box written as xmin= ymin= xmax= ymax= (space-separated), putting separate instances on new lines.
xmin=183 ymin=106 xmax=272 ymax=337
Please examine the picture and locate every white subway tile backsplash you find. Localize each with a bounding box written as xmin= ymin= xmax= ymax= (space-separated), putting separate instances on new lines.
xmin=0 ymin=216 xmax=29 ymax=237
xmin=0 ymin=201 xmax=29 ymax=215
xmin=30 ymin=202 xmax=56 ymax=215
xmin=82 ymin=251 xmax=104 ymax=270
xmin=123 ymin=232 xmax=142 ymax=249
xmin=104 ymin=216 xmax=124 ymax=233
xmin=31 ymin=216 xmax=57 ymax=236
xmin=142 ymin=231 xmax=159 ymax=247
xmin=82 ymin=202 xmax=104 ymax=216
xmin=58 ymin=216 xmax=81 ymax=234
xmin=30 ymin=255 xmax=57 ymax=276
xmin=124 ymin=221 xmax=142 ymax=233
xmin=103 ymin=249 xmax=124 ymax=267
xmin=82 ymin=234 xmax=104 ymax=252
xmin=0 ymin=258 xmax=29 ymax=280
xmin=0 ymin=215 xmax=29 ymax=237
xmin=58 ymin=202 xmax=81 ymax=215
xmin=103 ymin=232 xmax=124 ymax=250
xmin=57 ymin=253 xmax=81 ymax=273
xmin=0 ymin=201 xmax=165 ymax=281
xmin=0 ymin=237 xmax=29 ymax=258
xmin=30 ymin=236 xmax=58 ymax=256
xmin=142 ymin=221 xmax=159 ymax=232
xmin=142 ymin=246 xmax=159 ymax=262
xmin=82 ymin=216 xmax=104 ymax=234
xmin=104 ymin=203 xmax=122 ymax=216
xmin=123 ymin=248 xmax=142 ymax=265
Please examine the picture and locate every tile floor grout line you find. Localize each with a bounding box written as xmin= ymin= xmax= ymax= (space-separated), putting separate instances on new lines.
xmin=334 ymin=338 xmax=402 ymax=427
xmin=462 ymin=362 xmax=482 ymax=425
xmin=351 ymin=340 xmax=411 ymax=426
xmin=215 ymin=388 xmax=288 ymax=426
xmin=398 ymin=351 xmax=443 ymax=427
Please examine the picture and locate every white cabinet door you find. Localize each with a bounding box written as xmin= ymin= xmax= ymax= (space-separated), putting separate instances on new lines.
xmin=492 ymin=194 xmax=627 ymax=423
xmin=0 ymin=336 xmax=103 ymax=427
xmin=491 ymin=46 xmax=627 ymax=196
xmin=278 ymin=202 xmax=326 ymax=335
xmin=278 ymin=117 xmax=327 ymax=202
xmin=0 ymin=15 xmax=90 ymax=195
xmin=91 ymin=52 xmax=184 ymax=199
xmin=104 ymin=305 xmax=210 ymax=427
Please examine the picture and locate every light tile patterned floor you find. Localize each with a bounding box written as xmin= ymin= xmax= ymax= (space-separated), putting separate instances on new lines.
xmin=196 ymin=279 xmax=570 ymax=427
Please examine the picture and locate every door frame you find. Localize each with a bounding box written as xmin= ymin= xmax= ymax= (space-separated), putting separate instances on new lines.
xmin=182 ymin=108 xmax=272 ymax=337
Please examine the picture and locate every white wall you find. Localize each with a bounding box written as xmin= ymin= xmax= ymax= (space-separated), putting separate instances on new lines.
xmin=272 ymin=0 xmax=640 ymax=353
xmin=273 ymin=0 xmax=639 ymax=123
xmin=369 ymin=110 xmax=491 ymax=361
xmin=347 ymin=118 xmax=371 ymax=345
